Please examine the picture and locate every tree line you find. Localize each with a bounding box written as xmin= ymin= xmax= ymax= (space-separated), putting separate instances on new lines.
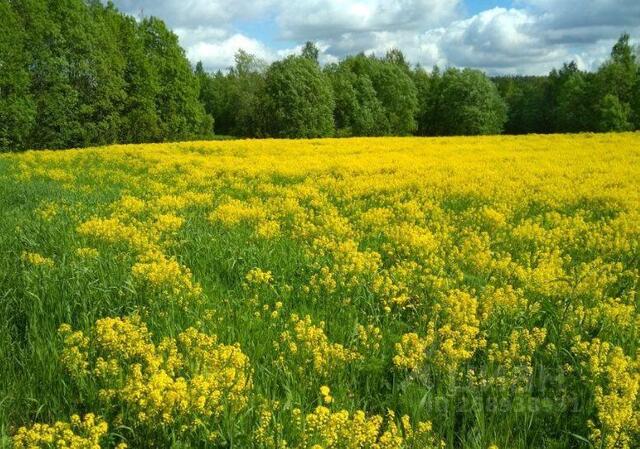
xmin=494 ymin=34 xmax=640 ymax=134
xmin=201 ymin=36 xmax=640 ymax=138
xmin=197 ymin=45 xmax=509 ymax=138
xmin=1 ymin=0 xmax=639 ymax=151
xmin=0 ymin=0 xmax=210 ymax=151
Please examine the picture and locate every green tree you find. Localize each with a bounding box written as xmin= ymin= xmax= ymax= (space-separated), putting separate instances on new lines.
xmin=229 ymin=50 xmax=268 ymax=137
xmin=12 ymin=0 xmax=81 ymax=149
xmin=414 ymin=66 xmax=441 ymax=135
xmin=340 ymin=54 xmax=418 ymax=135
xmin=556 ymin=73 xmax=594 ymax=132
xmin=429 ymin=68 xmax=507 ymax=135
xmin=116 ymin=12 xmax=162 ymax=143
xmin=197 ymin=50 xmax=268 ymax=137
xmin=205 ymin=71 xmax=236 ymax=136
xmin=632 ymin=70 xmax=640 ymax=129
xmin=598 ymin=93 xmax=632 ymax=131
xmin=494 ymin=76 xmax=548 ymax=134
xmin=370 ymin=62 xmax=418 ymax=135
xmin=326 ymin=63 xmax=385 ymax=136
xmin=80 ymin=0 xmax=127 ymax=146
xmin=546 ymin=62 xmax=592 ymax=132
xmin=139 ymin=17 xmax=212 ymax=140
xmin=301 ymin=41 xmax=320 ymax=64
xmin=595 ymin=34 xmax=638 ymax=131
xmin=0 ymin=1 xmax=35 ymax=151
xmin=385 ymin=48 xmax=411 ymax=73
xmin=23 ymin=0 xmax=128 ymax=148
xmin=3 ymin=0 xmax=215 ymax=149
xmin=265 ymin=55 xmax=334 ymax=138
xmin=599 ymin=33 xmax=637 ymax=103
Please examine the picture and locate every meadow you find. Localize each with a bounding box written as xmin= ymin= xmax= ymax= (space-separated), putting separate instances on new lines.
xmin=1 ymin=134 xmax=639 ymax=449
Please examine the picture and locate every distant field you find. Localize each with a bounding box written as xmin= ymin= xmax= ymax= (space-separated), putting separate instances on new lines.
xmin=1 ymin=134 xmax=639 ymax=449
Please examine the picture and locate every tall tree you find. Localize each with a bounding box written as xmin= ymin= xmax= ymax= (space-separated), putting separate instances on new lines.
xmin=557 ymin=75 xmax=591 ymax=132
xmin=428 ymin=68 xmax=507 ymax=136
xmin=139 ymin=17 xmax=212 ymax=140
xmin=326 ymin=63 xmax=385 ymax=136
xmin=340 ymin=54 xmax=418 ymax=135
xmin=370 ymin=61 xmax=418 ymax=135
xmin=0 ymin=1 xmax=35 ymax=150
xmin=594 ymin=34 xmax=638 ymax=131
xmin=265 ymin=55 xmax=334 ymax=138
xmin=632 ymin=69 xmax=640 ymax=129
xmin=228 ymin=50 xmax=268 ymax=137
xmin=116 ymin=12 xmax=162 ymax=143
xmin=197 ymin=50 xmax=268 ymax=137
xmin=494 ymin=76 xmax=548 ymax=134
xmin=12 ymin=0 xmax=79 ymax=149
xmin=2 ymin=0 xmax=213 ymax=150
xmin=414 ymin=66 xmax=440 ymax=136
xmin=301 ymin=42 xmax=320 ymax=64
xmin=80 ymin=0 xmax=127 ymax=146
xmin=598 ymin=94 xmax=633 ymax=131
xmin=385 ymin=48 xmax=411 ymax=73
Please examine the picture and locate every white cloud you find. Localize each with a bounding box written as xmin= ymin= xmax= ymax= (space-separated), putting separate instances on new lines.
xmin=186 ymin=34 xmax=277 ymax=71
xmin=521 ymin=0 xmax=640 ymax=28
xmin=423 ymin=8 xmax=565 ymax=74
xmin=308 ymin=8 xmax=564 ymax=74
xmin=275 ymin=0 xmax=462 ymax=39
xmin=111 ymin=0 xmax=273 ymax=26
xmin=323 ymin=5 xmax=634 ymax=75
xmin=108 ymin=0 xmax=640 ymax=75
xmin=173 ymin=27 xmax=228 ymax=50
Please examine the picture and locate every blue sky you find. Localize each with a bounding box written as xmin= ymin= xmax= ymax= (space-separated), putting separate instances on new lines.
xmin=110 ymin=0 xmax=640 ymax=74
xmin=464 ymin=0 xmax=512 ymax=15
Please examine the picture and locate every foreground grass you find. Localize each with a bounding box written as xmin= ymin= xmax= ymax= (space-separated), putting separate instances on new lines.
xmin=1 ymin=134 xmax=639 ymax=449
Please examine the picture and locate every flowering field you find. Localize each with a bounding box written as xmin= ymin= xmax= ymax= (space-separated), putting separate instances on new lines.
xmin=1 ymin=134 xmax=639 ymax=449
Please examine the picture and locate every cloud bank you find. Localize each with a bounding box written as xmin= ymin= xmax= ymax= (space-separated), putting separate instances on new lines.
xmin=110 ymin=0 xmax=640 ymax=74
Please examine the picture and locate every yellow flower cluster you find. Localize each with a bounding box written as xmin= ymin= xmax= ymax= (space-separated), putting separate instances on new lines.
xmin=21 ymin=251 xmax=54 ymax=268
xmin=479 ymin=286 xmax=533 ymax=320
xmin=208 ymin=198 xmax=281 ymax=238
xmin=371 ymin=260 xmax=445 ymax=311
xmin=12 ymin=414 xmax=108 ymax=449
xmin=112 ymin=195 xmax=146 ymax=216
xmin=277 ymin=314 xmax=361 ymax=377
xmin=75 ymin=247 xmax=99 ymax=259
xmin=77 ymin=217 xmax=151 ymax=251
xmin=393 ymin=332 xmax=430 ymax=371
xmin=77 ymin=194 xmax=201 ymax=305
xmin=573 ymin=338 xmax=640 ymax=449
xmin=307 ymin=238 xmax=381 ymax=294
xmin=131 ymin=250 xmax=202 ymax=303
xmin=35 ymin=201 xmax=58 ymax=221
xmin=152 ymin=213 xmax=184 ymax=234
xmin=255 ymin=404 xmax=444 ymax=449
xmin=152 ymin=192 xmax=212 ymax=211
xmin=394 ymin=290 xmax=485 ymax=373
xmin=245 ymin=267 xmax=274 ymax=286
xmin=383 ymin=223 xmax=439 ymax=260
xmin=320 ymin=385 xmax=333 ymax=404
xmin=59 ymin=316 xmax=251 ymax=435
xmin=486 ymin=327 xmax=547 ymax=390
xmin=209 ymin=198 xmax=267 ymax=226
xmin=356 ymin=324 xmax=383 ymax=352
